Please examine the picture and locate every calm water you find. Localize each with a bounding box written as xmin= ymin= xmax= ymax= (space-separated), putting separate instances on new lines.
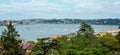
xmin=0 ymin=24 xmax=118 ymax=41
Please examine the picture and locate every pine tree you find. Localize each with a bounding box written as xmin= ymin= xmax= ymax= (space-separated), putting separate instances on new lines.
xmin=0 ymin=21 xmax=23 ymax=55
xmin=77 ymin=22 xmax=94 ymax=36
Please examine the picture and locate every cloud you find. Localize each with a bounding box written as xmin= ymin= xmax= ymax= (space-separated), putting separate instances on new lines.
xmin=0 ymin=4 xmax=12 ymax=15
xmin=0 ymin=4 xmax=9 ymax=8
xmin=113 ymin=1 xmax=120 ymax=5
xmin=0 ymin=0 xmax=120 ymax=19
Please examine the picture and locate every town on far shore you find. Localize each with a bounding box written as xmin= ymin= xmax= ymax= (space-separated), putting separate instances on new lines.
xmin=0 ymin=18 xmax=120 ymax=26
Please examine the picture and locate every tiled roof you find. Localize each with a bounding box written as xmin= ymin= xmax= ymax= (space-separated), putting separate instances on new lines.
xmin=94 ymin=29 xmax=120 ymax=36
xmin=22 ymin=42 xmax=35 ymax=50
xmin=49 ymin=35 xmax=63 ymax=39
xmin=104 ymin=29 xmax=120 ymax=33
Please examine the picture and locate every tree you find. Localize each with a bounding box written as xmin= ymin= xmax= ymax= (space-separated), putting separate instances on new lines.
xmin=77 ymin=22 xmax=94 ymax=36
xmin=68 ymin=22 xmax=102 ymax=50
xmin=32 ymin=38 xmax=59 ymax=55
xmin=99 ymin=33 xmax=120 ymax=49
xmin=99 ymin=33 xmax=120 ymax=55
xmin=77 ymin=48 xmax=113 ymax=55
xmin=64 ymin=35 xmax=103 ymax=50
xmin=66 ymin=49 xmax=78 ymax=55
xmin=115 ymin=31 xmax=120 ymax=54
xmin=0 ymin=21 xmax=23 ymax=55
xmin=116 ymin=31 xmax=120 ymax=43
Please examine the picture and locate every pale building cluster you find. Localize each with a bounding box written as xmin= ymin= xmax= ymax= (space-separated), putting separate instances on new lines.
xmin=94 ymin=29 xmax=120 ymax=36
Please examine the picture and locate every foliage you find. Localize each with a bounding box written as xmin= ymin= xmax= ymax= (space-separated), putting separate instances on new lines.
xmin=0 ymin=21 xmax=23 ymax=55
xmin=32 ymin=38 xmax=59 ymax=55
xmin=57 ymin=22 xmax=103 ymax=55
xmin=66 ymin=49 xmax=78 ymax=55
xmin=77 ymin=22 xmax=94 ymax=37
xmin=62 ymin=34 xmax=103 ymax=50
xmin=72 ymin=22 xmax=102 ymax=50
xmin=116 ymin=31 xmax=120 ymax=43
xmin=99 ymin=33 xmax=120 ymax=49
xmin=77 ymin=48 xmax=113 ymax=55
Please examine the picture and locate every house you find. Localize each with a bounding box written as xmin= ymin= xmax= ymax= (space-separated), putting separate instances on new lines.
xmin=94 ymin=29 xmax=120 ymax=36
xmin=104 ymin=30 xmax=120 ymax=35
xmin=49 ymin=35 xmax=63 ymax=39
xmin=22 ymin=41 xmax=35 ymax=55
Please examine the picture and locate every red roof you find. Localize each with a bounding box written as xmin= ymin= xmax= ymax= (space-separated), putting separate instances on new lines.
xmin=22 ymin=42 xmax=35 ymax=50
xmin=49 ymin=35 xmax=63 ymax=39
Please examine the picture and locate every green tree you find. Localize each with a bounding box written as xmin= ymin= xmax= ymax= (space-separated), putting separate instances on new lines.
xmin=77 ymin=22 xmax=94 ymax=36
xmin=32 ymin=38 xmax=59 ymax=55
xmin=77 ymin=48 xmax=113 ymax=55
xmin=59 ymin=22 xmax=103 ymax=55
xmin=66 ymin=49 xmax=78 ymax=55
xmin=72 ymin=22 xmax=102 ymax=50
xmin=115 ymin=31 xmax=120 ymax=54
xmin=99 ymin=33 xmax=119 ymax=49
xmin=0 ymin=21 xmax=23 ymax=55
xmin=65 ymin=35 xmax=103 ymax=50
xmin=116 ymin=31 xmax=120 ymax=43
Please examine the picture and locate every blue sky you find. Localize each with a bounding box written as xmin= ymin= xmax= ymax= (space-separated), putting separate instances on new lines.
xmin=0 ymin=0 xmax=120 ymax=20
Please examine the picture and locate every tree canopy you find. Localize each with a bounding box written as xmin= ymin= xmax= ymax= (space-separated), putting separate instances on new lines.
xmin=0 ymin=21 xmax=23 ymax=55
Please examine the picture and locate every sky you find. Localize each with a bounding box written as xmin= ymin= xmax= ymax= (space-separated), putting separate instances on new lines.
xmin=0 ymin=0 xmax=120 ymax=20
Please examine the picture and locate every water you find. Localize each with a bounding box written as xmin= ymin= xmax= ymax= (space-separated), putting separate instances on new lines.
xmin=0 ymin=24 xmax=118 ymax=41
